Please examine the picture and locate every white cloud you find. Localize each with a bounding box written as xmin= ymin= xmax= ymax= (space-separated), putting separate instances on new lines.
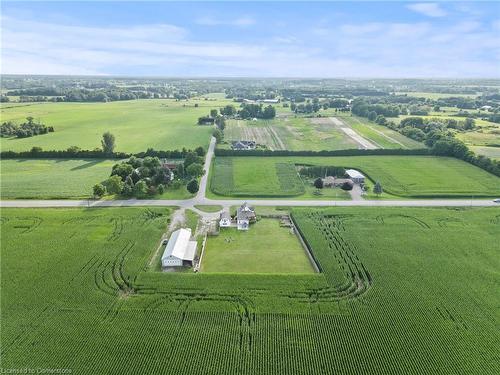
xmin=195 ymin=16 xmax=255 ymax=27
xmin=1 ymin=13 xmax=499 ymax=78
xmin=407 ymin=3 xmax=447 ymax=17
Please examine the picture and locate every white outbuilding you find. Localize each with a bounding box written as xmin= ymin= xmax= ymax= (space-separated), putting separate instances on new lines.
xmin=345 ymin=169 xmax=365 ymax=184
xmin=161 ymin=228 xmax=197 ymax=268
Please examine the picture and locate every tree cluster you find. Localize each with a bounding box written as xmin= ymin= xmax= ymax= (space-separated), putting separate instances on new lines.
xmin=94 ymin=152 xmax=204 ymax=199
xmin=1 ymin=117 xmax=54 ymax=138
xmin=238 ymin=104 xmax=276 ymax=119
xmin=299 ymin=166 xmax=346 ymax=178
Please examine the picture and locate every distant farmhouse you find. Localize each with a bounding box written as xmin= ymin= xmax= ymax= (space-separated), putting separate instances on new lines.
xmin=219 ymin=202 xmax=256 ymax=230
xmin=161 ymin=228 xmax=197 ymax=268
xmin=231 ymin=140 xmax=256 ymax=150
xmin=198 ymin=116 xmax=215 ymax=125
xmin=345 ymin=169 xmax=365 ymax=184
xmin=322 ymin=176 xmax=354 ymax=188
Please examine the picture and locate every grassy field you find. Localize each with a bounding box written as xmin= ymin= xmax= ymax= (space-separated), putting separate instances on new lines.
xmin=0 ymin=158 xmax=195 ymax=199
xmin=338 ymin=114 xmax=423 ymax=149
xmin=2 ymin=207 xmax=499 ymax=374
xmin=210 ymin=156 xmax=500 ymax=198
xmin=0 ymin=159 xmax=116 ymax=198
xmin=223 ymin=116 xmax=357 ymax=151
xmin=0 ymin=98 xmax=229 ymax=152
xmin=202 ymin=218 xmax=314 ymax=273
xmin=469 ymin=146 xmax=500 ymax=160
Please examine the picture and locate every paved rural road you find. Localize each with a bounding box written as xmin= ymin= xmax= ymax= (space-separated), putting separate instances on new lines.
xmin=1 ymin=198 xmax=498 ymax=208
xmin=196 ymin=136 xmax=216 ymax=201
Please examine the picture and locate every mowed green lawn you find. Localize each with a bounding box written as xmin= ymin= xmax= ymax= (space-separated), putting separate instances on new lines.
xmin=210 ymin=156 xmax=500 ymax=198
xmin=0 ymin=98 xmax=228 ymax=152
xmin=0 ymin=159 xmax=116 ymax=198
xmin=202 ymin=218 xmax=314 ymax=273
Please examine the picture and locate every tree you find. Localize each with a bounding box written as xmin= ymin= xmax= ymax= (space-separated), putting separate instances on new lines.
xmin=154 ymin=168 xmax=172 ymax=185
xmin=368 ymin=111 xmax=377 ymax=121
xmin=175 ymin=163 xmax=185 ymax=178
xmin=210 ymin=109 xmax=218 ymax=118
xmin=215 ymin=115 xmax=226 ymax=131
xmin=220 ymin=105 xmax=236 ymax=116
xmin=157 ymin=184 xmax=165 ymax=195
xmin=194 ymin=146 xmax=205 ymax=157
xmin=374 ymin=182 xmax=383 ymax=196
xmin=93 ymin=183 xmax=106 ymax=198
xmin=184 ymin=151 xmax=202 ymax=169
xmin=464 ymin=117 xmax=475 ymax=130
xmin=101 ymin=132 xmax=116 ymax=154
xmin=213 ymin=128 xmax=223 ymax=143
xmin=187 ymin=179 xmax=199 ymax=194
xmin=111 ymin=163 xmax=134 ymax=180
xmin=186 ymin=163 xmax=204 ymax=178
xmin=133 ymin=180 xmax=148 ymax=198
xmin=262 ymin=105 xmax=276 ymax=119
xmin=313 ymin=178 xmax=324 ymax=189
xmin=103 ymin=175 xmax=124 ymax=195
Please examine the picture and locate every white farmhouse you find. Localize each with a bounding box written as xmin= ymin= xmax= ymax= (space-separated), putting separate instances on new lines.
xmin=219 ymin=211 xmax=232 ymax=227
xmin=236 ymin=202 xmax=256 ymax=230
xmin=345 ymin=169 xmax=365 ymax=184
xmin=161 ymin=228 xmax=197 ymax=268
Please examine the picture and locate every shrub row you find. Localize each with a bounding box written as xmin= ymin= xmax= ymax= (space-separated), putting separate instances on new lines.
xmin=214 ymin=148 xmax=431 ymax=157
xmin=1 ymin=147 xmax=204 ymax=160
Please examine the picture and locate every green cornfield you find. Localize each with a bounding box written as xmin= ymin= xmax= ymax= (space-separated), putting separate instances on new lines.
xmin=1 ymin=207 xmax=499 ymax=374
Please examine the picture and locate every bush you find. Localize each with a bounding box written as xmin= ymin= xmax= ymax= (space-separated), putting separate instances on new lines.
xmin=313 ymin=178 xmax=324 ymax=189
xmin=93 ymin=184 xmax=106 ymax=198
xmin=103 ymin=175 xmax=124 ymax=195
xmin=187 ymin=179 xmax=199 ymax=194
xmin=341 ymin=181 xmax=354 ymax=191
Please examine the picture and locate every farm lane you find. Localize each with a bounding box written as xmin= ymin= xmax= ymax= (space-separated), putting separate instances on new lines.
xmin=330 ymin=117 xmax=377 ymax=150
xmin=196 ymin=136 xmax=216 ymax=201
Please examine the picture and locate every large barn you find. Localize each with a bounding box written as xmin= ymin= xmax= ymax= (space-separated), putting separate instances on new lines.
xmin=161 ymin=228 xmax=197 ymax=268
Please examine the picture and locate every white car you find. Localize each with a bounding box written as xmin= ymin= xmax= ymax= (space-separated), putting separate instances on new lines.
xmin=494 ymin=198 xmax=500 ymax=203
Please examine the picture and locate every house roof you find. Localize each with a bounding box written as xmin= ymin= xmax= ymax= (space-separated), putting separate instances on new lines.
xmin=237 ymin=202 xmax=255 ymax=220
xmin=322 ymin=176 xmax=336 ymax=184
xmin=345 ymin=169 xmax=365 ymax=179
xmin=220 ymin=211 xmax=231 ymax=220
xmin=161 ymin=228 xmax=197 ymax=262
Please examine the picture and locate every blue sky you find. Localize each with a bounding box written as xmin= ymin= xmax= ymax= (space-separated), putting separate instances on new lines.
xmin=1 ymin=1 xmax=499 ymax=77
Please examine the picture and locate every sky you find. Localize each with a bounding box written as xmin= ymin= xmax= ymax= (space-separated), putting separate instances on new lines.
xmin=1 ymin=1 xmax=499 ymax=78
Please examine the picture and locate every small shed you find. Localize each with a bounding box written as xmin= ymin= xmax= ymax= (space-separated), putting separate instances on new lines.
xmin=161 ymin=228 xmax=197 ymax=268
xmin=345 ymin=169 xmax=365 ymax=184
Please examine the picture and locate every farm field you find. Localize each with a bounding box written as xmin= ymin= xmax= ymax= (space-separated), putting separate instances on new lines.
xmin=0 ymin=159 xmax=116 ymax=199
xmin=202 ymin=218 xmax=314 ymax=273
xmin=224 ymin=116 xmax=359 ymax=151
xmin=0 ymin=98 xmax=228 ymax=152
xmin=337 ymin=114 xmax=423 ymax=149
xmin=1 ymin=207 xmax=499 ymax=374
xmin=469 ymin=146 xmax=500 ymax=160
xmin=210 ymin=156 xmax=500 ymax=198
xmin=0 ymin=159 xmax=195 ymax=199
